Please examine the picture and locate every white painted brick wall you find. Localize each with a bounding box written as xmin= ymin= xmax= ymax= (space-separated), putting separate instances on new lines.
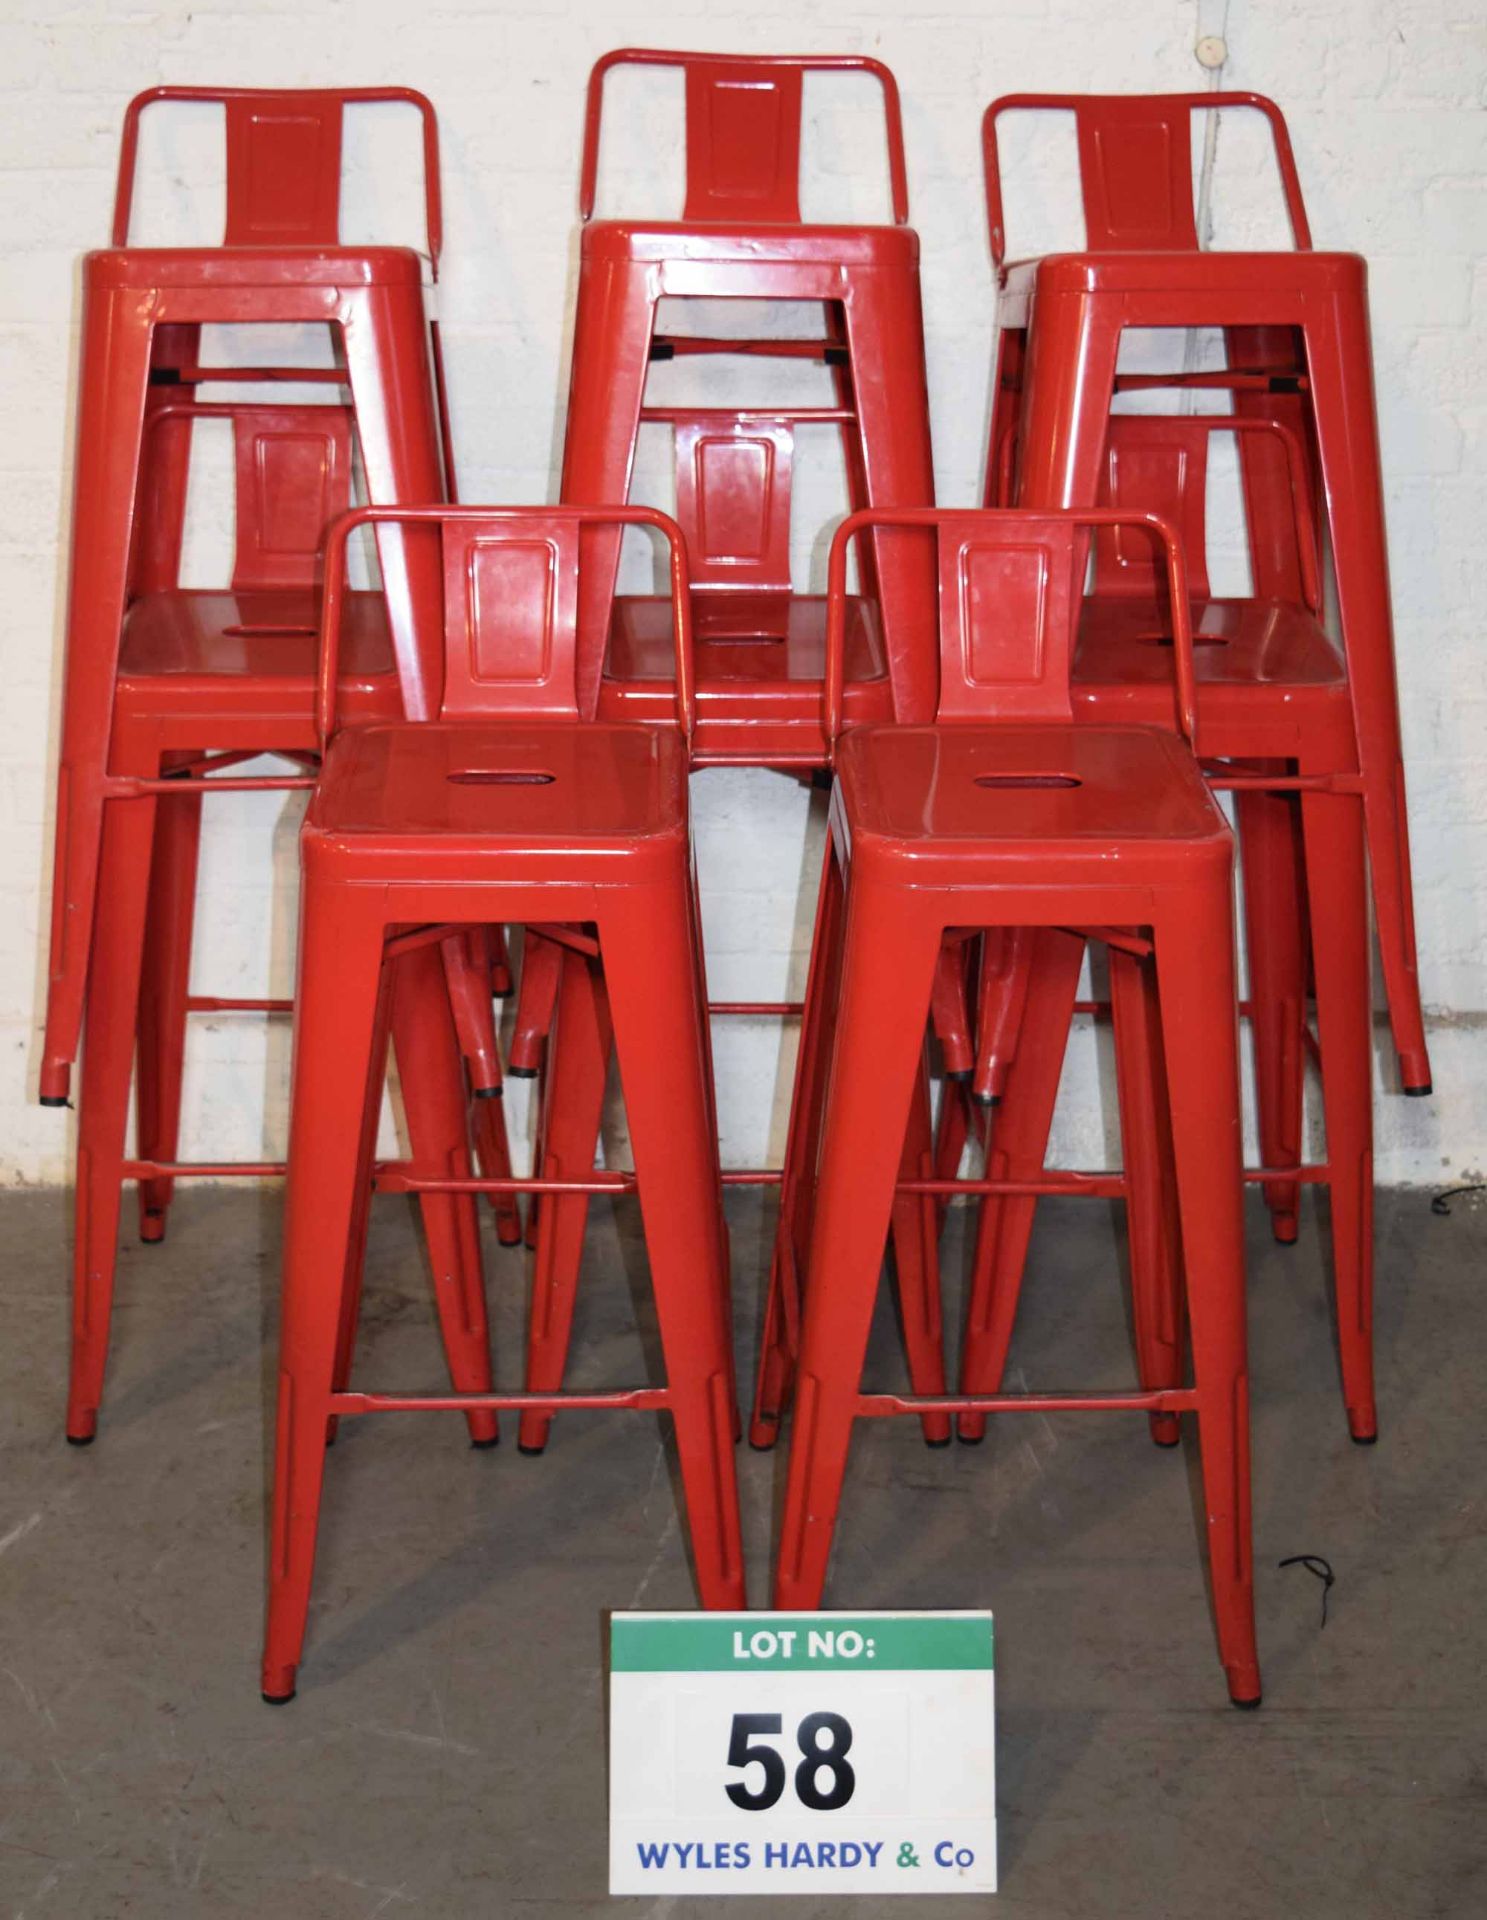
xmin=4 ymin=0 xmax=1484 ymax=1190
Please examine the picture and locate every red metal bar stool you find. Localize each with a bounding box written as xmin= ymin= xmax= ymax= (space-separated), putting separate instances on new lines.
xmin=564 ymin=47 xmax=939 ymax=761
xmin=44 ymin=90 xmax=516 ymax=1441
xmin=40 ymin=85 xmax=459 ymax=1108
xmin=510 ymin=48 xmax=951 ymax=1446
xmin=771 ymin=506 xmax=1261 ymax=1709
xmin=261 ymin=504 xmax=744 ymax=1703
xmin=984 ymin=91 xmax=1430 ymax=1098
xmin=61 ymin=399 xmax=508 ymax=1447
xmin=959 ymin=410 xmax=1377 ymax=1445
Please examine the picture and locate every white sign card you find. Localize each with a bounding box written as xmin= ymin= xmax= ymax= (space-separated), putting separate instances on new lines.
xmin=609 ymin=1609 xmax=996 ymax=1896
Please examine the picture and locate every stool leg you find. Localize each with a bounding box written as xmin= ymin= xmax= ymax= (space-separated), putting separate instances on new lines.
xmin=559 ymin=253 xmax=655 ymax=713
xmin=42 ymin=287 xmax=154 ymax=1102
xmin=507 ymin=928 xmax=564 ymax=1077
xmin=750 ymin=845 xmax=846 ymax=1448
xmin=1152 ymin=877 xmax=1261 ymax=1709
xmin=1299 ymin=783 xmax=1377 ymax=1442
xmin=958 ymin=927 xmax=1085 ymax=1443
xmin=1012 ymin=293 xmax=1122 ymax=514
xmin=972 ymin=925 xmax=1035 ymax=1108
xmin=1303 ymin=299 xmax=1430 ymax=1094
xmin=519 ymin=949 xmax=612 ymax=1456
xmin=1236 ymin=779 xmax=1306 ymax=1243
xmin=340 ymin=284 xmax=447 ymax=718
xmin=440 ymin=930 xmax=523 ymax=1246
xmin=327 ymin=964 xmax=395 ymax=1443
xmin=1109 ymin=946 xmax=1184 ymax=1449
xmin=135 ymin=777 xmax=202 ymax=1244
xmin=841 ymin=275 xmax=939 ymax=724
xmin=261 ymin=885 xmax=388 ymax=1704
xmin=601 ymin=877 xmax=745 ymax=1609
xmin=775 ymin=883 xmax=943 ymax=1608
xmin=66 ymin=789 xmax=157 ymax=1444
xmin=889 ymin=1046 xmax=952 ymax=1446
xmin=391 ymin=943 xmax=498 ymax=1450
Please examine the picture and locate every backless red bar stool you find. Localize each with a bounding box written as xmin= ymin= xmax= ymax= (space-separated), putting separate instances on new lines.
xmin=61 ymin=400 xmax=503 ymax=1447
xmin=984 ymin=91 xmax=1429 ymax=1096
xmin=959 ymin=410 xmax=1377 ymax=1445
xmin=261 ymin=504 xmax=744 ymax=1702
xmin=563 ymin=48 xmax=939 ymax=759
xmin=771 ymin=506 xmax=1261 ymax=1709
xmin=40 ymin=85 xmax=456 ymax=1109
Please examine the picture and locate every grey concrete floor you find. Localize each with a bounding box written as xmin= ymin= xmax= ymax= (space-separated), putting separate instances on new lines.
xmin=0 ymin=1181 xmax=1483 ymax=1918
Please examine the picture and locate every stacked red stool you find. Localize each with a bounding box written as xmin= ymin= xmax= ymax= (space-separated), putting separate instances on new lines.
xmin=960 ymin=409 xmax=1378 ymax=1443
xmin=40 ymin=88 xmax=514 ymax=1442
xmin=261 ymin=504 xmax=744 ymax=1703
xmin=770 ymin=505 xmax=1261 ymax=1708
xmin=982 ymin=91 xmax=1429 ymax=1099
xmin=954 ymin=92 xmax=1418 ymax=1443
xmin=513 ymin=48 xmax=953 ymax=1452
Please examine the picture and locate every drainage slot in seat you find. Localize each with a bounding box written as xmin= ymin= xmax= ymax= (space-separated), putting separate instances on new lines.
xmin=974 ymin=773 xmax=1081 ymax=790
xmin=447 ymin=770 xmax=556 ymax=786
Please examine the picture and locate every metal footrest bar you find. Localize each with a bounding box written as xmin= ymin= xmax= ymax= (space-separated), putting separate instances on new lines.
xmin=857 ymin=1387 xmax=1200 ymax=1418
xmin=329 ymin=1387 xmax=671 ymax=1417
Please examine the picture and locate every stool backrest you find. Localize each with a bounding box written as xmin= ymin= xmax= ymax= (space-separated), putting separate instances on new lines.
xmin=318 ymin=506 xmax=695 ymax=743
xmin=668 ymin=414 xmax=795 ymax=599
xmin=112 ymin=86 xmax=443 ymax=269
xmin=1092 ymin=414 xmax=1320 ymax=611
xmin=983 ymin=92 xmax=1311 ymax=265
xmin=132 ymin=401 xmax=354 ymax=596
xmin=824 ymin=506 xmax=1197 ymax=749
xmin=580 ymin=50 xmax=910 ymax=226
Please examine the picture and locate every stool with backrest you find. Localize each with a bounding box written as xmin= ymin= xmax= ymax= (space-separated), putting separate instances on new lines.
xmin=47 ymin=90 xmax=516 ymax=1440
xmin=770 ymin=505 xmax=1261 ymax=1709
xmin=982 ymin=91 xmax=1429 ymax=1100
xmin=260 ymin=504 xmax=745 ymax=1703
xmin=63 ymin=396 xmax=508 ymax=1447
xmin=40 ymin=84 xmax=478 ymax=1109
xmin=957 ymin=409 xmax=1376 ymax=1445
xmin=509 ymin=49 xmax=952 ymax=1448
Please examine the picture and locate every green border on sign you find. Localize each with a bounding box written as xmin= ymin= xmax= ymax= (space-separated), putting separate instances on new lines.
xmin=611 ymin=1612 xmax=993 ymax=1673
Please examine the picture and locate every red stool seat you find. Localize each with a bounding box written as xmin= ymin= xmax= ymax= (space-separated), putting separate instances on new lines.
xmin=839 ymin=723 xmax=1223 ymax=853
xmin=119 ymin=588 xmax=395 ymax=684
xmin=1076 ymin=596 xmax=1347 ymax=704
xmin=600 ymin=593 xmax=894 ymax=749
xmin=84 ymin=243 xmax=428 ymax=292
xmin=582 ymin=219 xmax=920 ymax=270
xmin=314 ymin=719 xmax=688 ymax=845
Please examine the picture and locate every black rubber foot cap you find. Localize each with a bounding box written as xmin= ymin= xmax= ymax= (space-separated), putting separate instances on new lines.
xmin=748 ymin=1439 xmax=778 ymax=1453
xmin=1152 ymin=1432 xmax=1182 ymax=1449
xmin=507 ymin=1065 xmax=538 ymax=1080
xmin=1404 ymin=1083 xmax=1432 ymax=1098
xmin=1230 ymin=1693 xmax=1262 ymax=1712
xmin=924 ymin=1435 xmax=953 ymax=1449
xmin=956 ymin=1430 xmax=985 ymax=1446
xmin=1351 ymin=1430 xmax=1379 ymax=1446
xmin=261 ymin=1690 xmax=295 ymax=1707
xmin=944 ymin=1069 xmax=972 ymax=1084
xmin=470 ymin=1435 xmax=500 ymax=1450
xmin=66 ymin=1432 xmax=95 ymax=1447
xmin=516 ymin=1441 xmax=547 ymax=1457
xmin=473 ymin=1085 xmax=503 ymax=1100
xmin=39 ymin=1095 xmax=69 ymax=1108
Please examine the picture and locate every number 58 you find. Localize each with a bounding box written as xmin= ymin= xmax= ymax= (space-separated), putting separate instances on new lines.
xmin=725 ymin=1712 xmax=856 ymax=1811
